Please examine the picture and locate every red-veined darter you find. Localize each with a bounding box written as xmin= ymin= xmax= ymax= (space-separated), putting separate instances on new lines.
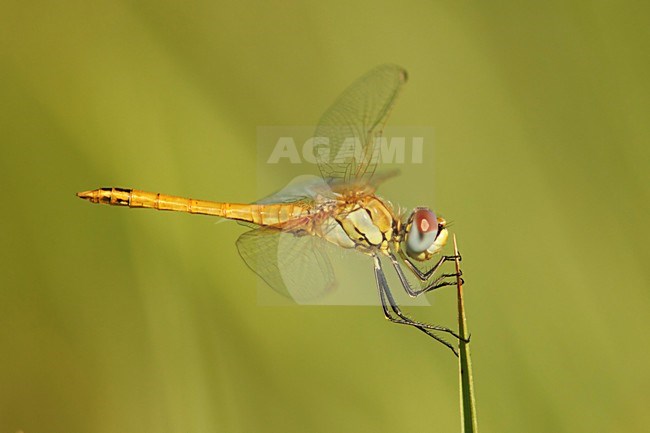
xmin=77 ymin=64 xmax=465 ymax=355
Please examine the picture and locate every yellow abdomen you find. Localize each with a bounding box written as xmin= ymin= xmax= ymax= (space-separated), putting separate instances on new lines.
xmin=77 ymin=187 xmax=309 ymax=226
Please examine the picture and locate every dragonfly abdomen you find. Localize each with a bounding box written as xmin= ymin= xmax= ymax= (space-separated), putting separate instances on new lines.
xmin=77 ymin=187 xmax=308 ymax=225
xmin=77 ymin=187 xmax=227 ymax=216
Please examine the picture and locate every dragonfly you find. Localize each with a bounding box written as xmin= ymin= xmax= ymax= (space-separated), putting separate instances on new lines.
xmin=77 ymin=64 xmax=466 ymax=355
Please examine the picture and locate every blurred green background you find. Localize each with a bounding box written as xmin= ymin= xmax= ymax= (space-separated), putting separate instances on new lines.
xmin=1 ymin=1 xmax=649 ymax=432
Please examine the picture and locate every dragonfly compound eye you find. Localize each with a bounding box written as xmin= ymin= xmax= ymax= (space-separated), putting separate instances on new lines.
xmin=405 ymin=208 xmax=438 ymax=256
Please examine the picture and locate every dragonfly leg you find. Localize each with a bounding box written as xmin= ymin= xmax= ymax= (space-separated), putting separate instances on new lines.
xmin=388 ymin=252 xmax=461 ymax=297
xmin=378 ymin=285 xmax=459 ymax=357
xmin=397 ymin=251 xmax=462 ymax=281
xmin=373 ymin=255 xmax=464 ymax=355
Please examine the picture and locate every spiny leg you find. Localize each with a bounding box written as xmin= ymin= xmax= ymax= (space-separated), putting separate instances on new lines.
xmin=386 ymin=254 xmax=470 ymax=343
xmin=379 ymin=259 xmax=465 ymax=341
xmin=388 ymin=251 xmax=460 ymax=297
xmin=375 ymin=256 xmax=469 ymax=343
xmin=397 ymin=250 xmax=461 ymax=281
xmin=373 ymin=255 xmax=460 ymax=356
xmin=377 ymin=281 xmax=458 ymax=357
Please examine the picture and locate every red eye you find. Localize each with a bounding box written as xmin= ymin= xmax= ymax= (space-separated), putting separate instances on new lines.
xmin=414 ymin=208 xmax=437 ymax=233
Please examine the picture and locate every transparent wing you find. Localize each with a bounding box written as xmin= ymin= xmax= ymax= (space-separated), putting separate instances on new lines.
xmin=255 ymin=175 xmax=335 ymax=204
xmin=237 ymin=175 xmax=335 ymax=229
xmin=327 ymin=168 xmax=401 ymax=197
xmin=236 ymin=227 xmax=336 ymax=303
xmin=254 ymin=172 xmax=399 ymax=205
xmin=314 ymin=64 xmax=408 ymax=184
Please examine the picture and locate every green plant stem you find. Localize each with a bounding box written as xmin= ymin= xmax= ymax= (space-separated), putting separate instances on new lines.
xmin=454 ymin=234 xmax=478 ymax=433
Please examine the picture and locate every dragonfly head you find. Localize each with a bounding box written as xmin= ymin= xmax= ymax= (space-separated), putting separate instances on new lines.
xmin=404 ymin=208 xmax=448 ymax=261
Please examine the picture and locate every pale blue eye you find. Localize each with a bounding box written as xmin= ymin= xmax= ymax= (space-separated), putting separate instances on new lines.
xmin=406 ymin=228 xmax=437 ymax=254
xmin=405 ymin=208 xmax=438 ymax=254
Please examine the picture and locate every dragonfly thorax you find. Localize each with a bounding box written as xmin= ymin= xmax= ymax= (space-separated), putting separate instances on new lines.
xmin=311 ymin=194 xmax=397 ymax=254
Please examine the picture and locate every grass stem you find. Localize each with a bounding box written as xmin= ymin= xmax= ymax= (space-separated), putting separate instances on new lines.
xmin=454 ymin=234 xmax=478 ymax=433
